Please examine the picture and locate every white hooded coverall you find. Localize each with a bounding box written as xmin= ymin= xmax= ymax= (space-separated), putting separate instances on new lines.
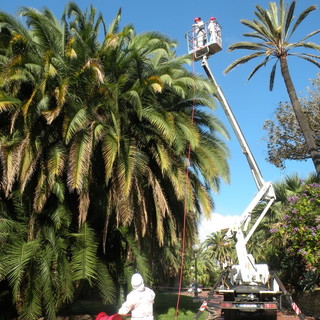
xmin=193 ymin=20 xmax=205 ymax=48
xmin=208 ymin=20 xmax=221 ymax=43
xmin=118 ymin=273 xmax=155 ymax=320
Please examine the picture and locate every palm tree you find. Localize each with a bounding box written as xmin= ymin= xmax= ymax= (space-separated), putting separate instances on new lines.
xmin=0 ymin=3 xmax=231 ymax=318
xmin=204 ymin=231 xmax=234 ymax=269
xmin=224 ymin=0 xmax=320 ymax=176
xmin=0 ymin=6 xmax=115 ymax=319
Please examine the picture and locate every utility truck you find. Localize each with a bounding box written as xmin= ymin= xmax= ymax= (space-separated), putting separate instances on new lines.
xmin=186 ymin=20 xmax=305 ymax=320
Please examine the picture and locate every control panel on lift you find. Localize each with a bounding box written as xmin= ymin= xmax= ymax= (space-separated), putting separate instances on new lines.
xmin=185 ymin=18 xmax=222 ymax=61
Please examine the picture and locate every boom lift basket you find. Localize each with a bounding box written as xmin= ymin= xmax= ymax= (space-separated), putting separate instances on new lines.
xmin=185 ymin=19 xmax=222 ymax=61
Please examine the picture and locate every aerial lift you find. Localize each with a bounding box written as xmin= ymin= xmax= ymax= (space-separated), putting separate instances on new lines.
xmin=186 ymin=19 xmax=306 ymax=320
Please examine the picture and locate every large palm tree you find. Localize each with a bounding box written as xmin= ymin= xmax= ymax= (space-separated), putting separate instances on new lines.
xmin=0 ymin=3 xmax=231 ymax=318
xmin=224 ymin=0 xmax=320 ymax=176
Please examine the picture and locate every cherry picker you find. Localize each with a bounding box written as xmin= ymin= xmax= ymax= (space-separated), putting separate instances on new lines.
xmin=186 ymin=19 xmax=306 ymax=320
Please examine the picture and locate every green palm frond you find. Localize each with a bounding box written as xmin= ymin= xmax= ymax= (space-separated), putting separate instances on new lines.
xmin=123 ymin=89 xmax=142 ymax=120
xmin=65 ymin=109 xmax=90 ymax=144
xmin=18 ymin=278 xmax=42 ymax=320
xmin=95 ymin=262 xmax=116 ymax=304
xmin=289 ymin=41 xmax=320 ymax=52
xmin=269 ymin=62 xmax=277 ymax=91
xmin=47 ymin=143 xmax=67 ymax=181
xmin=5 ymin=239 xmax=40 ymax=299
xmin=141 ymin=108 xmax=175 ymax=143
xmin=118 ymin=227 xmax=151 ymax=282
xmin=70 ymin=223 xmax=98 ymax=283
xmin=224 ymin=51 xmax=265 ymax=74
xmin=247 ymin=55 xmax=272 ymax=81
xmin=51 ymin=204 xmax=71 ymax=229
xmin=291 ymin=54 xmax=320 ymax=68
xmin=0 ymin=92 xmax=21 ymax=112
xmin=107 ymin=8 xmax=122 ymax=35
xmin=289 ymin=5 xmax=317 ymax=38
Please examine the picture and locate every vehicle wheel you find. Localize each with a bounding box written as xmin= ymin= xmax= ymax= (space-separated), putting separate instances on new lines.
xmin=223 ymin=309 xmax=236 ymax=320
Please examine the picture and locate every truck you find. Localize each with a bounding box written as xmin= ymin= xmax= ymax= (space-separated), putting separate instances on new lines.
xmin=186 ymin=20 xmax=305 ymax=320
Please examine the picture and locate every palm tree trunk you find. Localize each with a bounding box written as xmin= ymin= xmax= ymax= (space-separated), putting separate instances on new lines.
xmin=280 ymin=56 xmax=320 ymax=177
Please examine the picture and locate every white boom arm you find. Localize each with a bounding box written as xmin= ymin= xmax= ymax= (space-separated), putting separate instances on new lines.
xmin=201 ymin=56 xmax=276 ymax=283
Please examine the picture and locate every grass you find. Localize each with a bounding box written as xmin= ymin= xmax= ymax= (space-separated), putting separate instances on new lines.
xmin=154 ymin=293 xmax=206 ymax=320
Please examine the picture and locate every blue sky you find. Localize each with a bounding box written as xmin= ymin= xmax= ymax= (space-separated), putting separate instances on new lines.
xmin=2 ymin=0 xmax=319 ymax=240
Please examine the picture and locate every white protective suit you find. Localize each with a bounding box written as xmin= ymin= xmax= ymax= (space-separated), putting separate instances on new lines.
xmin=193 ymin=19 xmax=205 ymax=48
xmin=208 ymin=18 xmax=221 ymax=44
xmin=118 ymin=273 xmax=155 ymax=320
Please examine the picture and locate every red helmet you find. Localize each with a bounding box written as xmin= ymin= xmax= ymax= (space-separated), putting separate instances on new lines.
xmin=194 ymin=17 xmax=201 ymax=22
xmin=210 ymin=17 xmax=216 ymax=20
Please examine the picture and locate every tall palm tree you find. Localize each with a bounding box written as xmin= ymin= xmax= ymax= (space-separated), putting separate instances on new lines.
xmin=0 ymin=3 xmax=231 ymax=318
xmin=224 ymin=0 xmax=320 ymax=176
xmin=0 ymin=6 xmax=115 ymax=319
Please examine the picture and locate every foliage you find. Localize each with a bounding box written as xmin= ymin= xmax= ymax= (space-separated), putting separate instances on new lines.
xmin=270 ymin=182 xmax=320 ymax=290
xmin=203 ymin=231 xmax=235 ymax=269
xmin=0 ymin=198 xmax=115 ymax=320
xmin=182 ymin=244 xmax=218 ymax=288
xmin=203 ymin=174 xmax=320 ymax=292
xmin=264 ymin=73 xmax=320 ymax=169
xmin=274 ymin=183 xmax=320 ymax=269
xmin=0 ymin=2 xmax=230 ymax=319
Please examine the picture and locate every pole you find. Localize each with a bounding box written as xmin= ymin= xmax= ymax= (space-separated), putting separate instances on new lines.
xmin=194 ymin=251 xmax=198 ymax=297
xmin=192 ymin=244 xmax=200 ymax=298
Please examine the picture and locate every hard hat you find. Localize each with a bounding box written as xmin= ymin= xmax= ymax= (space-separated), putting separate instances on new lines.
xmin=210 ymin=17 xmax=216 ymax=20
xmin=131 ymin=273 xmax=144 ymax=290
xmin=194 ymin=17 xmax=201 ymax=22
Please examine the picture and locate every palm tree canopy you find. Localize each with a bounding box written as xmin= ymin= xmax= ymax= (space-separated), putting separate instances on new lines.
xmin=0 ymin=4 xmax=232 ymax=319
xmin=224 ymin=0 xmax=320 ymax=90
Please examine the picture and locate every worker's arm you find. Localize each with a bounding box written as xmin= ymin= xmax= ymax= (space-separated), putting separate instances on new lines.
xmin=118 ymin=296 xmax=134 ymax=315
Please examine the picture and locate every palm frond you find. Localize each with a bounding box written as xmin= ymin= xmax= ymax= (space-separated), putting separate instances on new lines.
xmin=289 ymin=41 xmax=320 ymax=52
xmin=269 ymin=62 xmax=277 ymax=91
xmin=5 ymin=240 xmax=40 ymax=299
xmin=95 ymin=262 xmax=116 ymax=304
xmin=0 ymin=92 xmax=21 ymax=112
xmin=118 ymin=227 xmax=151 ymax=282
xmin=246 ymin=56 xmax=273 ymax=81
xmin=65 ymin=109 xmax=90 ymax=144
xmin=289 ymin=54 xmax=320 ymax=68
xmin=67 ymin=130 xmax=93 ymax=191
xmin=289 ymin=5 xmax=317 ymax=39
xmin=70 ymin=223 xmax=98 ymax=283
xmin=224 ymin=51 xmax=265 ymax=74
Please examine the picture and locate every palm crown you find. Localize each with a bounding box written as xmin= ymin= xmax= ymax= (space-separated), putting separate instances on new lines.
xmin=224 ymin=0 xmax=320 ymax=177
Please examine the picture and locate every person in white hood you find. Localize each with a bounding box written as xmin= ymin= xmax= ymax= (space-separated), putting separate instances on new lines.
xmin=118 ymin=273 xmax=155 ymax=320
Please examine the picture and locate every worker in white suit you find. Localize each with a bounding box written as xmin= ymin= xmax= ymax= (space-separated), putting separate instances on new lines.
xmin=193 ymin=17 xmax=206 ymax=48
xmin=208 ymin=17 xmax=220 ymax=43
xmin=118 ymin=273 xmax=155 ymax=320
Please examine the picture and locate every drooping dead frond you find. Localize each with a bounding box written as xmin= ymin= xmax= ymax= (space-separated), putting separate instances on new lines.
xmin=78 ymin=191 xmax=90 ymax=226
